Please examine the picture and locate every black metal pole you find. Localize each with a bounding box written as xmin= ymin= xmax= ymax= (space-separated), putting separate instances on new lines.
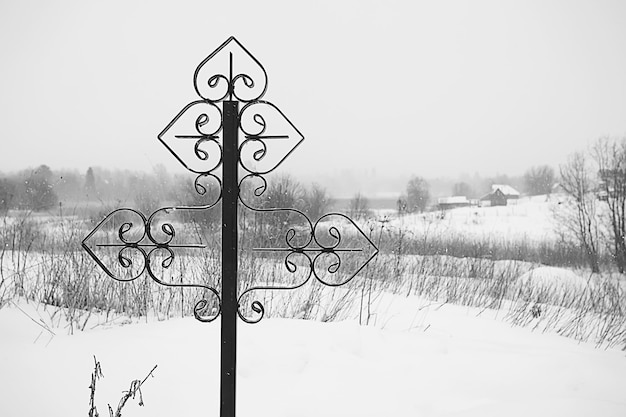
xmin=221 ymin=100 xmax=238 ymax=417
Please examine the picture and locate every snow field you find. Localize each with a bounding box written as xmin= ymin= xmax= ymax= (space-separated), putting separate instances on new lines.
xmin=1 ymin=296 xmax=625 ymax=417
xmin=1 ymin=195 xmax=626 ymax=415
xmin=385 ymin=196 xmax=560 ymax=244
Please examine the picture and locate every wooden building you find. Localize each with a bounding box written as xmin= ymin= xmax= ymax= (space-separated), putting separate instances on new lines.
xmin=480 ymin=184 xmax=520 ymax=207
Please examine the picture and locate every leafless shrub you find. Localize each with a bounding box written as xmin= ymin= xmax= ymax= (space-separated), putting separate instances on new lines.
xmin=557 ymin=152 xmax=601 ymax=272
xmin=1 ymin=200 xmax=624 ymax=349
xmin=348 ymin=192 xmax=371 ymax=220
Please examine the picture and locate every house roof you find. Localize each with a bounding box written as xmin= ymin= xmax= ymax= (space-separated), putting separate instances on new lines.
xmin=480 ymin=188 xmax=506 ymax=201
xmin=491 ymin=184 xmax=520 ymax=196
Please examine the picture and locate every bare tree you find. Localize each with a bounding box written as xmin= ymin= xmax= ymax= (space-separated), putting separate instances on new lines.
xmin=171 ymin=174 xmax=221 ymax=231
xmin=348 ymin=192 xmax=371 ymax=220
xmin=261 ymin=174 xmax=305 ymax=211
xmin=452 ymin=182 xmax=473 ymax=198
xmin=259 ymin=174 xmax=307 ymax=241
xmin=397 ymin=194 xmax=408 ymax=215
xmin=591 ymin=137 xmax=626 ymax=273
xmin=303 ymin=183 xmax=333 ymax=221
xmin=558 ymin=152 xmax=601 ymax=273
xmin=524 ymin=165 xmax=555 ymax=195
xmin=131 ymin=173 xmax=162 ymax=216
xmin=84 ymin=167 xmax=96 ymax=197
xmin=406 ymin=176 xmax=430 ymax=212
xmin=23 ymin=165 xmax=58 ymax=211
xmin=0 ymin=178 xmax=16 ymax=212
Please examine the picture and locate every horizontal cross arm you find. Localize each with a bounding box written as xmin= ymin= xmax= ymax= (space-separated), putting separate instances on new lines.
xmin=251 ymin=247 xmax=364 ymax=252
xmin=96 ymin=243 xmax=207 ymax=249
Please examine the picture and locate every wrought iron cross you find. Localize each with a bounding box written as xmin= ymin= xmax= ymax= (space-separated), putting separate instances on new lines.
xmin=82 ymin=37 xmax=378 ymax=417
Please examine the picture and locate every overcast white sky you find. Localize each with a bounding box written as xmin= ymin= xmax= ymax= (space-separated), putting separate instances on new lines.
xmin=1 ymin=0 xmax=625 ymax=187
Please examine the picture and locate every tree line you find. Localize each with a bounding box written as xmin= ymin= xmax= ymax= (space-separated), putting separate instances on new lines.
xmin=0 ymin=162 xmax=558 ymax=217
xmin=0 ymin=165 xmax=60 ymax=212
xmin=0 ymin=164 xmax=335 ymax=223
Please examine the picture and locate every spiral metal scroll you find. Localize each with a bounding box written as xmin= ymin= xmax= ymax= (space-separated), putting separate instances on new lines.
xmin=82 ymin=179 xmax=223 ymax=322
xmin=236 ymin=174 xmax=379 ymax=324
xmin=159 ymin=37 xmax=302 ymax=178
xmin=158 ymin=101 xmax=224 ymax=175
xmin=194 ymin=36 xmax=268 ymax=103
xmin=238 ymin=100 xmax=305 ymax=176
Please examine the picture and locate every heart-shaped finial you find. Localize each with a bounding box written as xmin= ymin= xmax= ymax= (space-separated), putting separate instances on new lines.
xmin=194 ymin=36 xmax=268 ymax=102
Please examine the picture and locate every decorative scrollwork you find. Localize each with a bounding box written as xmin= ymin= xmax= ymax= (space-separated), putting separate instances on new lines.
xmin=194 ymin=36 xmax=268 ymax=103
xmin=194 ymin=172 xmax=223 ymax=203
xmin=158 ymin=101 xmax=223 ymax=175
xmin=84 ymin=36 xmax=379 ymax=331
xmin=82 ymin=202 xmax=223 ymax=322
xmin=237 ymin=298 xmax=266 ymax=324
xmin=235 ymin=175 xmax=379 ymax=323
xmin=115 ymin=245 xmax=146 ymax=281
xmin=145 ymin=247 xmax=222 ymax=323
xmin=237 ymin=251 xmax=314 ymax=324
xmin=239 ymin=100 xmax=304 ymax=175
xmin=310 ymin=213 xmax=378 ymax=286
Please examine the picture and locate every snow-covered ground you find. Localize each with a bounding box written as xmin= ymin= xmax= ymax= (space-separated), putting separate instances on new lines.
xmin=2 ymin=195 xmax=625 ymax=416
xmin=384 ymin=195 xmax=560 ymax=243
xmin=1 ymin=296 xmax=625 ymax=417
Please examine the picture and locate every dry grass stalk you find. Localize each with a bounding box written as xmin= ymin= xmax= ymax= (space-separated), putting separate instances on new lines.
xmin=88 ymin=355 xmax=157 ymax=417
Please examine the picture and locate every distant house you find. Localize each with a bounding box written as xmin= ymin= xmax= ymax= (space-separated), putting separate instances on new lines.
xmin=597 ymin=188 xmax=609 ymax=201
xmin=596 ymin=169 xmax=624 ymax=201
xmin=551 ymin=182 xmax=566 ymax=195
xmin=438 ymin=196 xmax=470 ymax=210
xmin=480 ymin=184 xmax=520 ymax=207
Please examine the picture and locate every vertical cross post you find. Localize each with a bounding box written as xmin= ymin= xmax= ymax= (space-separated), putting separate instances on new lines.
xmin=221 ymin=100 xmax=239 ymax=417
xmin=81 ymin=37 xmax=379 ymax=417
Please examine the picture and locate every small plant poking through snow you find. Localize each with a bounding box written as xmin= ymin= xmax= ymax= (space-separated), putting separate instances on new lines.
xmin=88 ymin=356 xmax=102 ymax=417
xmin=88 ymin=355 xmax=157 ymax=417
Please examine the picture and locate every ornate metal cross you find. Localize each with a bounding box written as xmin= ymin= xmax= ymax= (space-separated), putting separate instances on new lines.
xmin=82 ymin=37 xmax=378 ymax=417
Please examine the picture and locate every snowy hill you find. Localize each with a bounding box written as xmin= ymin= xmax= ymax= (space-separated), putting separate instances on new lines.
xmin=385 ymin=195 xmax=560 ymax=243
